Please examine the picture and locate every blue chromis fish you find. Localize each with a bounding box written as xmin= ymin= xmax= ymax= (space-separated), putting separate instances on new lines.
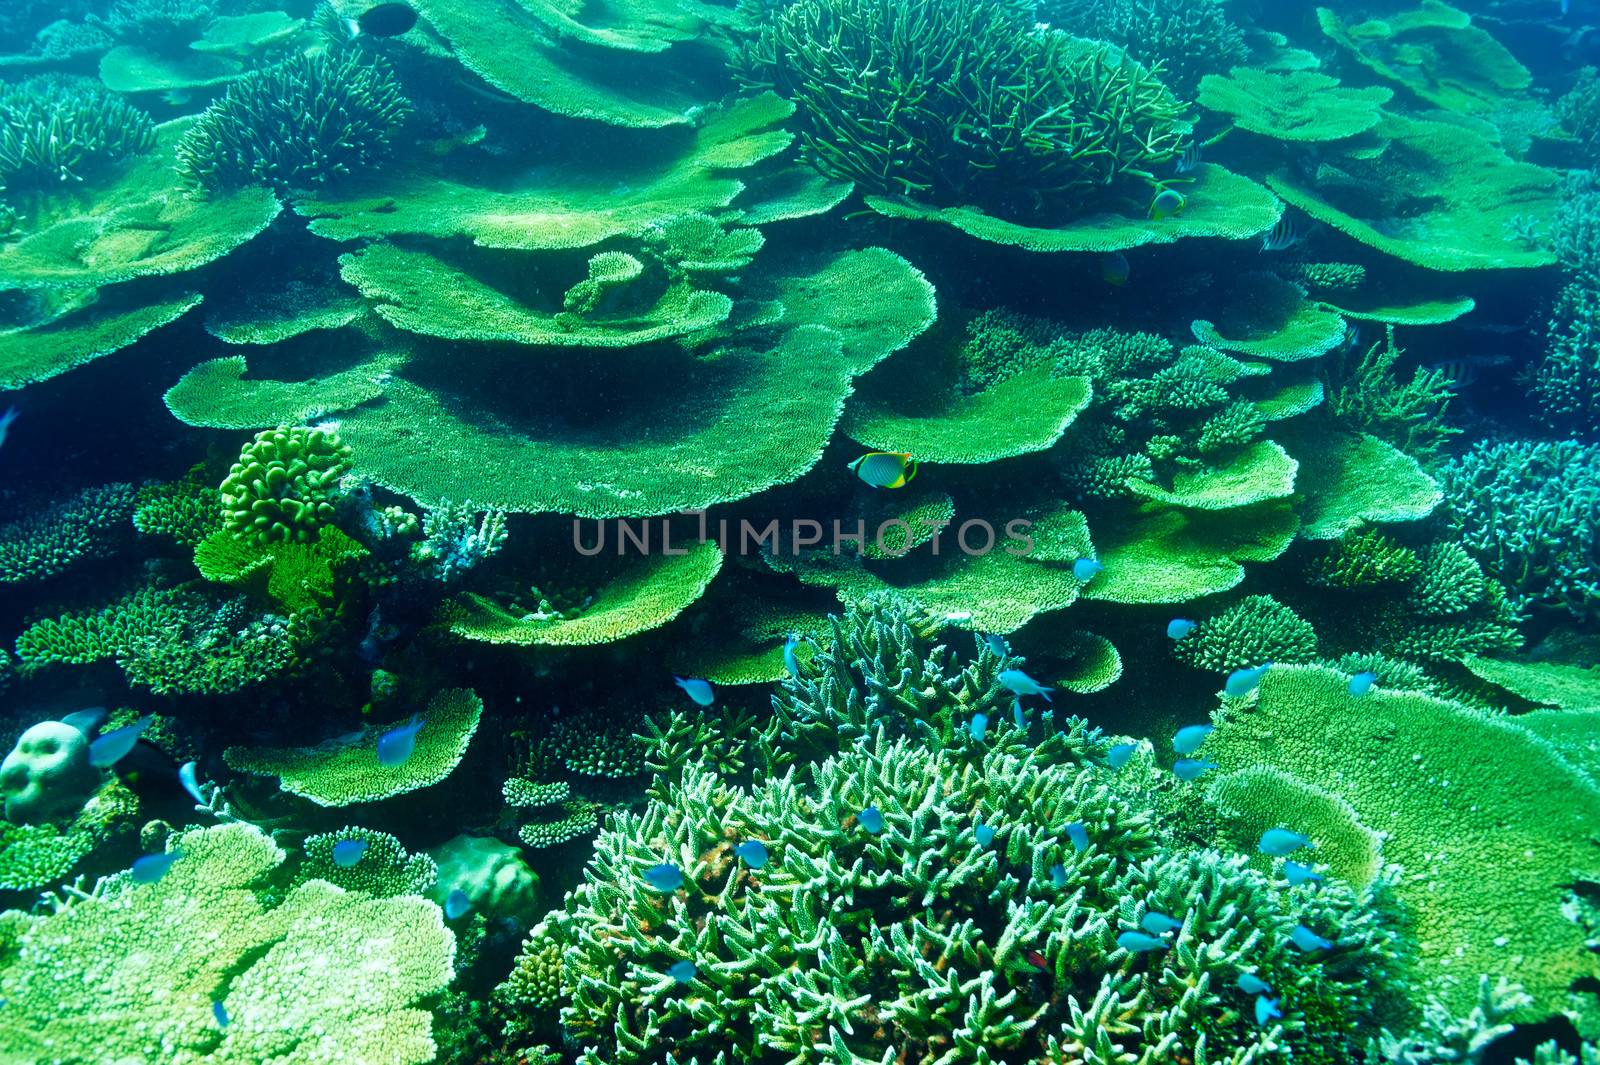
xmin=1172 ymin=724 xmax=1213 ymax=755
xmin=1290 ymin=925 xmax=1333 ymax=952
xmin=735 ymin=840 xmax=769 ymax=869
xmin=1106 ymin=742 xmax=1137 ymax=769
xmin=1167 ymin=618 xmax=1197 ymax=640
xmin=1173 ymin=759 xmax=1217 ymax=781
xmin=849 ymin=451 xmax=918 ymax=489
xmin=0 ymin=406 xmax=17 ymax=449
xmin=667 ymin=959 xmax=697 ymax=984
xmin=212 ymin=1000 xmax=230 ymax=1028
xmin=1348 ymin=671 xmax=1378 ymax=696
xmin=1141 ymin=911 xmax=1182 ymax=935
xmin=332 ymin=838 xmax=369 ymax=867
xmin=1012 ymin=698 xmax=1026 ymax=729
xmin=858 ymin=806 xmax=885 ymax=834
xmin=444 ymin=889 xmax=471 ymax=919
xmin=131 ymin=850 xmax=182 ymax=884
xmin=783 ymin=635 xmax=800 ymax=677
xmin=1284 ymin=861 xmax=1322 ymax=886
xmin=1149 ymin=188 xmax=1186 ymax=220
xmin=1237 ymin=972 xmax=1273 ymax=995
xmin=1065 ymin=821 xmax=1088 ymax=852
xmin=88 ymin=716 xmax=152 ymax=768
xmin=178 ymin=760 xmax=205 ymax=805
xmin=1225 ymin=664 xmax=1272 ymax=697
xmin=1101 ymin=252 xmax=1130 ymax=286
xmin=985 ymin=633 xmax=1008 ymax=658
xmin=998 ymin=669 xmax=1054 ymax=703
xmin=1050 ymin=863 xmax=1068 ymax=887
xmin=644 ymin=863 xmax=685 ymax=892
xmin=59 ymin=707 xmax=106 ymax=736
xmin=1118 ymin=931 xmax=1169 ymax=953
xmin=673 ymin=676 xmax=715 ymax=706
xmin=1255 ymin=995 xmax=1282 ymax=1025
xmin=1073 ymin=558 xmax=1103 ymax=582
xmin=376 ymin=714 xmax=423 ymax=767
xmin=975 ymin=822 xmax=995 ymax=847
xmin=969 ymin=713 xmax=989 ymax=742
xmin=1258 ymin=828 xmax=1312 ymax=856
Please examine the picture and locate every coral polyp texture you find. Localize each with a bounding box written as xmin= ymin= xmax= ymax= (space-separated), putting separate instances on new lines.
xmin=0 ymin=0 xmax=1597 ymax=1055
xmin=219 ymin=424 xmax=353 ymax=546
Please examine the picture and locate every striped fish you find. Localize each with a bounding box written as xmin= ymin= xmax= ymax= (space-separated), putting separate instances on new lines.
xmin=849 ymin=452 xmax=919 ymax=489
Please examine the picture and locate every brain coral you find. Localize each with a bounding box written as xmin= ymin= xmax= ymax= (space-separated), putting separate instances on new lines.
xmin=220 ymin=425 xmax=352 ymax=546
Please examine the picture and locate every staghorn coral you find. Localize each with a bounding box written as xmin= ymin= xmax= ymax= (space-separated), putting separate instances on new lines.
xmin=1170 ymin=594 xmax=1320 ymax=673
xmin=0 ymin=76 xmax=154 ymax=196
xmin=1046 ymin=0 xmax=1248 ymax=94
xmin=0 ymin=483 xmax=137 ymax=584
xmin=1438 ymin=439 xmax=1600 ymax=619
xmin=560 ymin=724 xmax=1401 ymax=1064
xmin=97 ymin=0 xmax=215 ymax=46
xmin=1306 ymin=529 xmax=1422 ymax=590
xmin=1324 ymin=327 xmax=1459 ymax=461
xmin=0 ymin=822 xmax=454 ymax=1064
xmin=220 ymin=425 xmax=352 ymax=547
xmin=739 ymin=0 xmax=1187 ymax=222
xmin=176 ymin=50 xmax=410 ymax=195
xmin=1527 ymin=284 xmax=1600 ymax=439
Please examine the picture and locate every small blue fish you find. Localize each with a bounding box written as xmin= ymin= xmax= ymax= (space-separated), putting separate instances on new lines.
xmin=1106 ymin=742 xmax=1137 ymax=769
xmin=1012 ymin=698 xmax=1025 ymax=729
xmin=178 ymin=761 xmax=206 ymax=805
xmin=0 ymin=406 xmax=17 ymax=450
xmin=376 ymin=714 xmax=423 ymax=767
xmin=1173 ymin=759 xmax=1217 ymax=782
xmin=985 ymin=633 xmax=1007 ymax=658
xmin=667 ymin=959 xmax=697 ymax=984
xmin=969 ymin=713 xmax=989 ymax=742
xmin=1141 ymin=911 xmax=1182 ymax=935
xmin=673 ymin=676 xmax=715 ymax=707
xmin=1073 ymin=558 xmax=1103 ymax=582
xmin=1172 ymin=724 xmax=1213 ymax=755
xmin=1348 ymin=671 xmax=1378 ymax=696
xmin=88 ymin=716 xmax=152 ymax=768
xmin=332 ymin=838 xmax=369 ymax=867
xmin=1237 ymin=972 xmax=1272 ymax=995
xmin=998 ymin=669 xmax=1053 ymax=703
xmin=1065 ymin=821 xmax=1088 ymax=852
xmin=975 ymin=822 xmax=995 ymax=847
xmin=1118 ymin=931 xmax=1169 ymax=953
xmin=1101 ymin=252 xmax=1130 ymax=287
xmin=849 ymin=451 xmax=918 ymax=489
xmin=445 ymin=889 xmax=471 ymax=919
xmin=212 ymin=1000 xmax=230 ymax=1028
xmin=59 ymin=707 xmax=106 ymax=736
xmin=1290 ymin=925 xmax=1332 ymax=952
xmin=1167 ymin=619 xmax=1197 ymax=640
xmin=735 ymin=840 xmax=769 ymax=869
xmin=1149 ymin=189 xmax=1187 ymax=220
xmin=1224 ymin=664 xmax=1272 ymax=697
xmin=783 ymin=635 xmax=800 ymax=678
xmin=1258 ymin=828 xmax=1312 ymax=857
xmin=644 ymin=863 xmax=685 ymax=892
xmin=1050 ymin=863 xmax=1068 ymax=887
xmin=131 ymin=850 xmax=182 ymax=884
xmin=1255 ymin=995 xmax=1282 ymax=1026
xmin=858 ymin=806 xmax=885 ymax=834
xmin=1283 ymin=861 xmax=1322 ymax=887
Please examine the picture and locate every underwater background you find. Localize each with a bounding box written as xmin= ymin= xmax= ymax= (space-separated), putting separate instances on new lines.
xmin=0 ymin=0 xmax=1598 ymax=1061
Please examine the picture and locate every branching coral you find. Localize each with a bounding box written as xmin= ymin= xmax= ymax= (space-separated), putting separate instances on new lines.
xmin=0 ymin=76 xmax=154 ymax=196
xmin=1046 ymin=0 xmax=1248 ymax=94
xmin=1324 ymin=327 xmax=1460 ymax=461
xmin=1557 ymin=67 xmax=1600 ymax=159
xmin=1170 ymin=594 xmax=1320 ymax=672
xmin=1527 ymin=284 xmax=1600 ymax=439
xmin=738 ymin=0 xmax=1187 ymax=222
xmin=559 ymin=724 xmax=1401 ymax=1063
xmin=220 ymin=425 xmax=352 ymax=546
xmin=1438 ymin=439 xmax=1600 ymax=618
xmin=176 ymin=50 xmax=410 ymax=194
xmin=0 ymin=483 xmax=137 ymax=584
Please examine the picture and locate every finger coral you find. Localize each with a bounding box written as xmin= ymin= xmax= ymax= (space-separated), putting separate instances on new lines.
xmin=220 ymin=425 xmax=352 ymax=546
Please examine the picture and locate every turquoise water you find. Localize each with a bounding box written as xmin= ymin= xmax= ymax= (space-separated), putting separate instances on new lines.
xmin=0 ymin=0 xmax=1597 ymax=1062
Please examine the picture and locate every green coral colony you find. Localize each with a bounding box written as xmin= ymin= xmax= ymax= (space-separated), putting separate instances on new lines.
xmin=0 ymin=0 xmax=1598 ymax=1060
